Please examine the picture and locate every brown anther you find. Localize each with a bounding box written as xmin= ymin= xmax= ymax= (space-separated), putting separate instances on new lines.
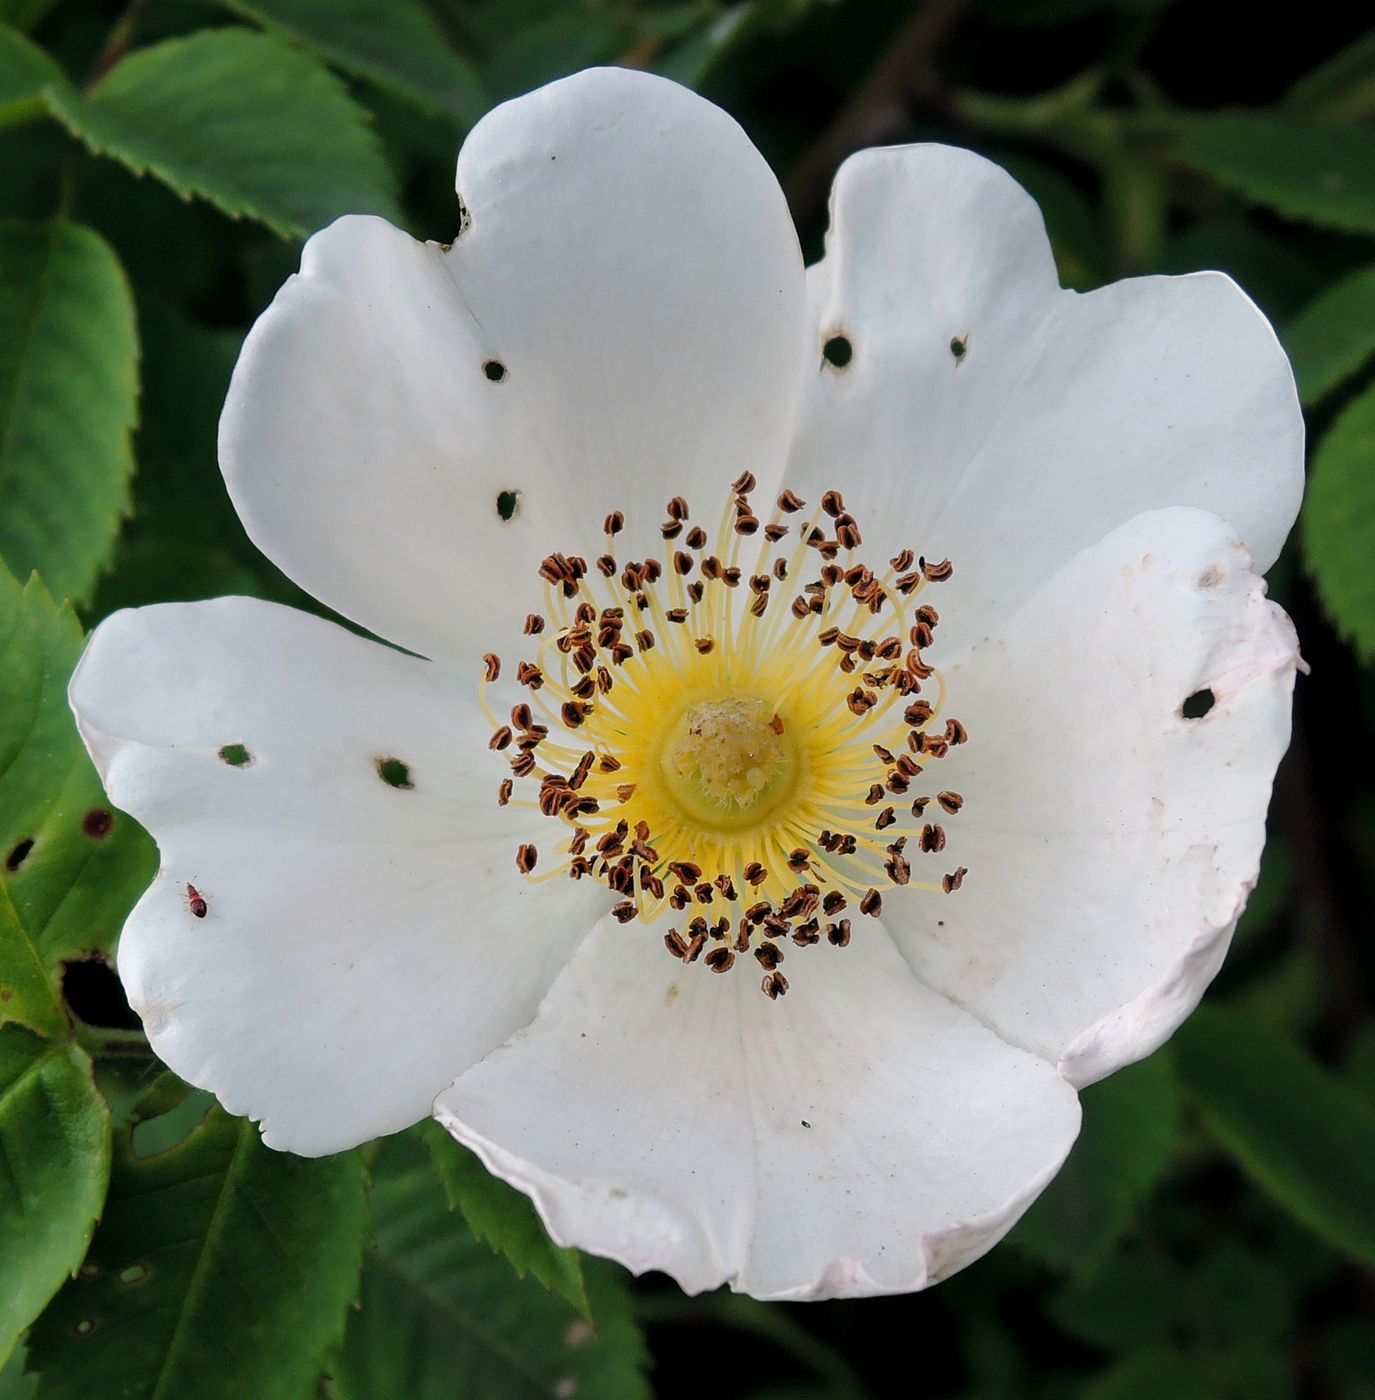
xmin=660 ymin=520 xmax=682 ymax=540
xmin=873 ymin=744 xmax=895 ymax=763
xmin=524 ymin=613 xmax=545 ymax=635
xmin=942 ymin=866 xmax=968 ymax=893
xmin=761 ymin=970 xmax=789 ymax=999
xmin=922 ymin=556 xmax=953 ymax=582
xmin=890 ymin=548 xmax=914 ymax=571
xmin=664 ymin=929 xmax=688 ymax=960
xmin=482 ymin=653 xmax=501 ymax=682
xmin=604 ymin=511 xmax=624 ymax=535
xmin=755 ymin=943 xmax=783 ymax=970
xmin=684 ymin=930 xmax=707 ymax=963
xmin=860 ymin=889 xmax=882 ymax=917
xmin=695 ymin=883 xmax=715 ymax=904
xmin=743 ymin=862 xmax=768 ymax=887
xmin=792 ymin=921 xmax=820 ymax=947
xmin=610 ymin=900 xmax=639 ymax=924
xmin=822 ymin=891 xmax=847 ymax=916
xmin=916 ymin=604 xmax=939 ymax=628
xmin=695 ymin=638 xmax=715 ymax=654
xmin=497 ymin=778 xmax=513 ymax=807
xmin=836 ymin=521 xmax=862 ymax=550
xmin=895 ymin=570 xmax=923 ymax=595
xmin=516 ymin=662 xmax=543 ymax=689
xmin=790 ymin=597 xmax=812 ymax=620
xmin=875 ymin=806 xmax=896 ymax=830
xmin=511 ymin=703 xmax=533 ymax=730
xmin=723 ymin=567 xmax=742 ymax=587
xmin=904 ymin=700 xmax=934 ymax=726
xmin=864 ymin=783 xmax=885 ymax=806
xmin=732 ymin=471 xmax=757 ymax=493
xmin=598 ymin=554 xmax=616 ymax=576
xmin=664 ymin=608 xmax=688 ymax=624
xmin=895 ymin=754 xmax=922 ymax=780
xmin=685 ymin=525 xmax=707 ymax=549
xmin=674 ymin=551 xmax=694 ymax=575
xmin=635 ymin=629 xmax=655 ymax=652
xmin=912 ymin=621 xmax=935 ymax=649
xmin=609 ymin=641 xmax=634 ymax=664
xmin=885 ymin=852 xmax=911 ymax=886
xmin=598 ymin=754 xmax=622 ymax=772
xmin=515 ymin=843 xmax=538 ymax=874
xmin=561 ymin=701 xmax=591 ymax=728
xmin=821 ymin=489 xmax=845 ymax=518
xmin=669 ymin=861 xmax=702 ymax=883
xmin=735 ymin=514 xmax=760 ymax=536
xmin=937 ymin=791 xmax=964 ymax=814
xmin=787 ymin=848 xmax=811 ymax=873
xmin=945 ymin=718 xmax=968 ymax=745
xmin=687 ymin=581 xmax=705 ymax=604
xmin=705 ymin=947 xmax=735 ymax=974
xmin=827 ymin=919 xmax=851 ymax=947
xmin=886 ymin=771 xmax=911 ymax=795
xmin=666 ymin=495 xmax=689 ymax=521
xmin=702 ymin=556 xmax=722 ymax=580
xmin=764 ymin=523 xmax=788 ymax=543
xmin=769 ymin=713 xmax=785 ymax=735
xmin=847 ymin=687 xmax=877 ymax=716
xmin=920 ymin=823 xmax=947 ymax=853
xmin=777 ymin=489 xmax=805 ymax=513
xmin=616 ymin=783 xmax=637 ymax=802
xmin=489 ymin=726 xmax=513 ymax=751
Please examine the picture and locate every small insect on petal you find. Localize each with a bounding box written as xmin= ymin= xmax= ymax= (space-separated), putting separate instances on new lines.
xmin=185 ymin=883 xmax=208 ymax=918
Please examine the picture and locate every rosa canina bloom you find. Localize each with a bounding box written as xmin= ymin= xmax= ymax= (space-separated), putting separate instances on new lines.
xmin=70 ymin=67 xmax=1303 ymax=1299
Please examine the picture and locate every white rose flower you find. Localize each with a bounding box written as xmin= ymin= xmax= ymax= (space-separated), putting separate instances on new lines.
xmin=70 ymin=67 xmax=1303 ymax=1301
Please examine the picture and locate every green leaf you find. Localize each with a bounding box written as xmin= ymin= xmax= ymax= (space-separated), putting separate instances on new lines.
xmin=0 ymin=21 xmax=60 ymax=108
xmin=1284 ymin=30 xmax=1375 ymax=123
xmin=0 ymin=220 xmax=137 ymax=603
xmin=44 ymin=29 xmax=400 ymax=240
xmin=0 ymin=1344 xmax=37 ymax=1400
xmin=1082 ymin=1349 xmax=1214 ymax=1400
xmin=419 ymin=1120 xmax=590 ymax=1320
xmin=1173 ymin=1005 xmax=1375 ymax=1268
xmin=328 ymin=1133 xmax=649 ymax=1400
xmin=1283 ymin=264 xmax=1375 ymax=406
xmin=1012 ymin=1050 xmax=1178 ymax=1277
xmin=220 ymin=0 xmax=486 ymax=124
xmin=1176 ymin=117 xmax=1375 ymax=236
xmin=0 ymin=564 xmax=157 ymax=967
xmin=1303 ymin=380 xmax=1375 ymax=662
xmin=0 ymin=881 xmax=61 ymax=1038
xmin=0 ymin=1024 xmax=111 ymax=1369
xmin=28 ymin=1108 xmax=368 ymax=1400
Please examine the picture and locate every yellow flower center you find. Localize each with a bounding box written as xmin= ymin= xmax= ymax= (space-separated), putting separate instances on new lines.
xmin=484 ymin=475 xmax=968 ymax=999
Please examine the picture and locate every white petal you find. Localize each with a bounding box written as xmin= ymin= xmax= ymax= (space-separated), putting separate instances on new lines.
xmin=70 ymin=598 xmax=603 ymax=1154
xmin=435 ymin=916 xmax=1080 ymax=1299
xmin=220 ymin=68 xmax=807 ymax=664
xmin=786 ymin=145 xmax=1303 ymax=639
xmin=886 ymin=507 xmax=1299 ymax=1087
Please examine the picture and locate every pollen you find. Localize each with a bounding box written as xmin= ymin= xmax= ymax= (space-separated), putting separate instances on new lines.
xmin=480 ymin=479 xmax=968 ymax=998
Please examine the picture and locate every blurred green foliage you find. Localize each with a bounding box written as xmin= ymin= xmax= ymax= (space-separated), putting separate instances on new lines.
xmin=0 ymin=0 xmax=1373 ymax=1396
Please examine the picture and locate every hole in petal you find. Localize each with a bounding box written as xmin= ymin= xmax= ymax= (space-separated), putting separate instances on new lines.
xmin=455 ymin=194 xmax=471 ymax=238
xmin=1181 ymin=688 xmax=1216 ymax=719
xmin=82 ymin=809 xmax=113 ymax=838
xmin=376 ymin=755 xmax=414 ymax=789
xmin=483 ymin=358 xmax=507 ymax=383
xmin=6 ymin=837 xmax=33 ymax=872
xmin=822 ymin=334 xmax=853 ymax=370
xmin=218 ymin=743 xmax=252 ymax=768
xmin=62 ymin=955 xmax=142 ymax=1030
xmin=950 ymin=336 xmax=968 ymax=362
xmin=496 ymin=489 xmax=521 ymax=521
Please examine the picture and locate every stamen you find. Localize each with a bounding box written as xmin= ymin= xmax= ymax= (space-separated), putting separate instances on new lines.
xmin=486 ymin=484 xmax=967 ymax=997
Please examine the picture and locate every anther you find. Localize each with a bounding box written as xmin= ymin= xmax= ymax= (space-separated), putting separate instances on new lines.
xmin=942 ymin=867 xmax=968 ymax=893
xmin=497 ymin=778 xmax=513 ymax=806
xmin=489 ymin=726 xmax=513 ymax=751
xmin=827 ymin=919 xmax=851 ymax=947
xmin=515 ymin=843 xmax=538 ymax=874
xmin=761 ymin=970 xmax=788 ymax=999
xmin=604 ymin=511 xmax=624 ymax=535
xmin=860 ymin=889 xmax=882 ymax=917
xmin=524 ymin=613 xmax=545 ymax=635
xmin=705 ymin=947 xmax=735 ymax=973
xmin=937 ymin=791 xmax=964 ymax=814
xmin=923 ymin=557 xmax=954 ymax=582
xmin=919 ymin=824 xmax=947 ymax=853
xmin=777 ymin=489 xmax=805 ymax=513
xmin=732 ymin=471 xmax=756 ymax=493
